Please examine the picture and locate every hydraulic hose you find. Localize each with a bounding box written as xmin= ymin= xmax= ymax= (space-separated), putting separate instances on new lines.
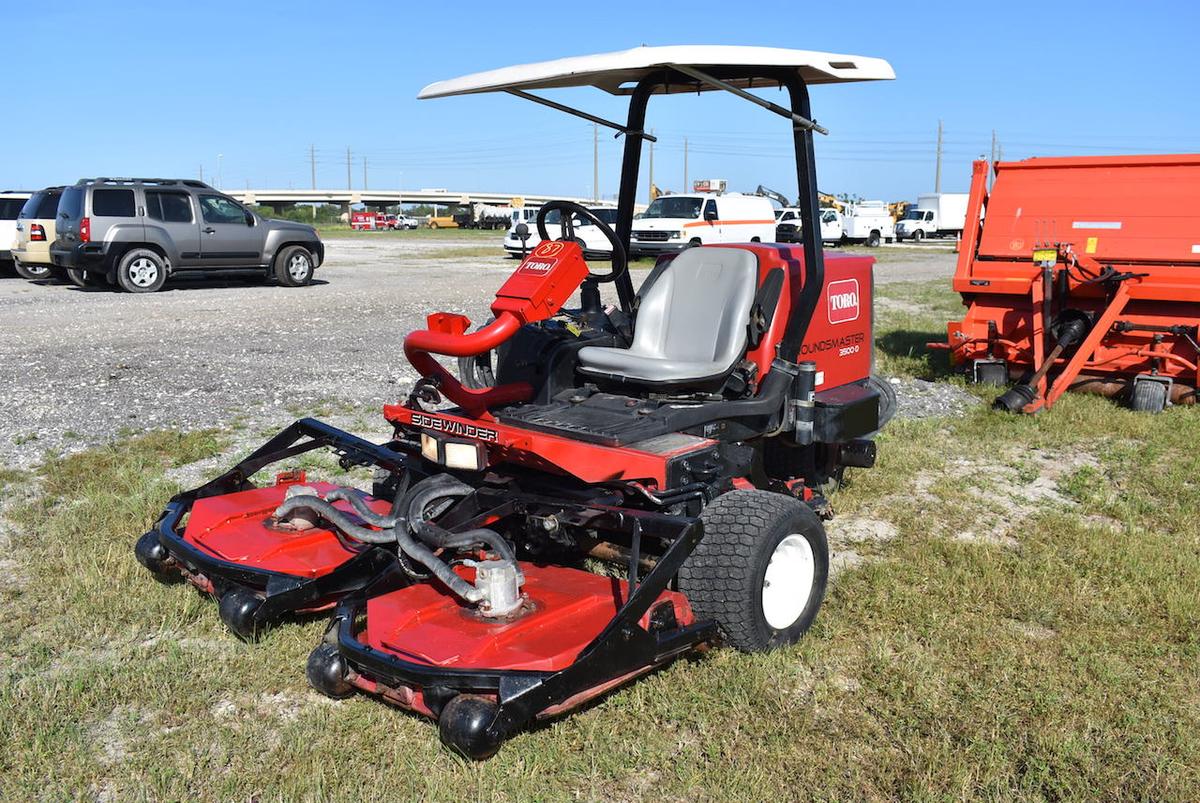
xmin=323 ymin=488 xmax=399 ymax=529
xmin=404 ymin=474 xmax=519 ymax=570
xmin=274 ymin=492 xmax=482 ymax=602
xmin=274 ymin=496 xmax=397 ymax=544
xmin=391 ymin=526 xmax=483 ymax=603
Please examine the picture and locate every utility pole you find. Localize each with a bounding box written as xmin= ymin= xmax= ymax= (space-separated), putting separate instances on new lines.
xmin=217 ymin=153 xmax=223 ymax=190
xmin=648 ymin=128 xmax=655 ymax=202
xmin=310 ymin=144 xmax=316 ymax=189
xmin=363 ymin=157 xmax=368 ymax=191
xmin=199 ymin=164 xmax=204 ymax=182
xmin=683 ymin=136 xmax=689 ymax=191
xmin=346 ymin=147 xmax=352 ymax=190
xmin=592 ymin=123 xmax=599 ymax=202
xmin=988 ymin=130 xmax=998 ymax=189
xmin=934 ymin=120 xmax=943 ymax=193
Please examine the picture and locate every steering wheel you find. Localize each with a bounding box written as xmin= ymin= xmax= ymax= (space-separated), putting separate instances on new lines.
xmin=536 ymin=200 xmax=627 ymax=283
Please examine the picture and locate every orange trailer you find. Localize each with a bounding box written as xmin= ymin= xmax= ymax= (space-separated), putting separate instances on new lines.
xmin=939 ymin=154 xmax=1200 ymax=412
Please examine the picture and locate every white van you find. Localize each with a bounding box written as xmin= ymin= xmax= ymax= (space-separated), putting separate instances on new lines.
xmin=630 ymin=192 xmax=775 ymax=256
xmin=503 ymin=205 xmax=620 ymax=258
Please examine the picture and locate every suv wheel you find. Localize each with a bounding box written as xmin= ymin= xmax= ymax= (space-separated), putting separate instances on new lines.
xmin=116 ymin=249 xmax=167 ymax=293
xmin=274 ymin=245 xmax=314 ymax=287
xmin=14 ymin=258 xmax=51 ymax=281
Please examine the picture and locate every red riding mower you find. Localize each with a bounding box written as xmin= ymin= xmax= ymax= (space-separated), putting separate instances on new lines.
xmin=135 ymin=46 xmax=896 ymax=758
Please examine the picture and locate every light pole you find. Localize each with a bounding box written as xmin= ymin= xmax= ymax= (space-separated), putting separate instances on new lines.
xmin=217 ymin=153 xmax=224 ymax=189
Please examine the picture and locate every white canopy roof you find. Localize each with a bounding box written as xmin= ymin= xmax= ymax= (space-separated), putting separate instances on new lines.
xmin=418 ymin=45 xmax=894 ymax=99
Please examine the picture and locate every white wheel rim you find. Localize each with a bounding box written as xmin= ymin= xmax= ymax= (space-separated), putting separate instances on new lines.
xmin=287 ymin=253 xmax=310 ymax=280
xmin=761 ymin=534 xmax=816 ymax=630
xmin=128 ymin=257 xmax=158 ymax=287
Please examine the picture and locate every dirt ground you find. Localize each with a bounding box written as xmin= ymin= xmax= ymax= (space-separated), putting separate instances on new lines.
xmin=0 ymin=237 xmax=958 ymax=467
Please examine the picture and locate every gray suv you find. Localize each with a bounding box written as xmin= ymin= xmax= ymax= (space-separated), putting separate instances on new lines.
xmin=50 ymin=178 xmax=324 ymax=292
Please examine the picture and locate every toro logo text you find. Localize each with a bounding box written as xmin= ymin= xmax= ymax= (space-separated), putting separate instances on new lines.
xmin=827 ymin=279 xmax=860 ymax=324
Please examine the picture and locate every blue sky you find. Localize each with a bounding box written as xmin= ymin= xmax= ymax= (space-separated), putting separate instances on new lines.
xmin=5 ymin=0 xmax=1198 ymax=203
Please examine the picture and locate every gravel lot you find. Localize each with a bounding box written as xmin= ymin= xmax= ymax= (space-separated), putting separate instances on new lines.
xmin=0 ymin=237 xmax=957 ymax=467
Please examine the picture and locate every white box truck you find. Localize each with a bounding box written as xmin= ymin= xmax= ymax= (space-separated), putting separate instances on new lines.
xmin=895 ymin=193 xmax=968 ymax=242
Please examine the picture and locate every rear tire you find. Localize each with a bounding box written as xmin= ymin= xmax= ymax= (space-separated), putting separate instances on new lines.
xmin=1130 ymin=379 xmax=1168 ymax=413
xmin=13 ymin=258 xmax=51 ymax=280
xmin=679 ymin=490 xmax=828 ymax=652
xmin=116 ymin=248 xmax=167 ymax=293
xmin=867 ymin=230 xmax=882 ymax=248
xmin=274 ymin=245 xmax=314 ymax=287
xmin=67 ymin=268 xmax=107 ymax=288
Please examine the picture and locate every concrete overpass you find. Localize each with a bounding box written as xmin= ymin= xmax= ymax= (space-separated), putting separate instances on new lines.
xmin=224 ymin=188 xmax=595 ymax=213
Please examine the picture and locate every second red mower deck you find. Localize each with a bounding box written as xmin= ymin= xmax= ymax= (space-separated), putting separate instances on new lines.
xmin=365 ymin=563 xmax=695 ymax=672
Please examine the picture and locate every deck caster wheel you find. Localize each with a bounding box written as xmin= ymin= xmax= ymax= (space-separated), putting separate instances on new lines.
xmin=218 ymin=587 xmax=266 ymax=641
xmin=134 ymin=531 xmax=174 ymax=576
xmin=972 ymin=360 xmax=1009 ymax=387
xmin=306 ymin=643 xmax=354 ymax=699
xmin=438 ymin=695 xmax=504 ymax=760
xmin=1130 ymin=378 xmax=1169 ymax=413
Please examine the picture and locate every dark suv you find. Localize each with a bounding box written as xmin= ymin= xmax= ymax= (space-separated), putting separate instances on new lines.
xmin=50 ymin=178 xmax=324 ymax=292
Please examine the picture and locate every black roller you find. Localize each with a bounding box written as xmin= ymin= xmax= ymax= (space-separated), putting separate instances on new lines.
xmin=134 ymin=531 xmax=173 ymax=576
xmin=438 ymin=695 xmax=504 ymax=760
xmin=218 ymin=587 xmax=266 ymax=641
xmin=306 ymin=643 xmax=354 ymax=699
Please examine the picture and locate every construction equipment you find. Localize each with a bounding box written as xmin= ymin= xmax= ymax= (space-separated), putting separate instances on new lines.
xmin=135 ymin=44 xmax=896 ymax=758
xmin=755 ymin=184 xmax=791 ymax=208
xmin=938 ymin=155 xmax=1200 ymax=412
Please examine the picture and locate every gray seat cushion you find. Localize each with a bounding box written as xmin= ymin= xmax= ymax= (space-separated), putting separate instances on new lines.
xmin=578 ymin=247 xmax=758 ymax=383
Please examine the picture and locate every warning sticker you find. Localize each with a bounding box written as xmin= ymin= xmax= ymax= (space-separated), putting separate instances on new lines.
xmin=1086 ymin=237 xmax=1098 ymax=254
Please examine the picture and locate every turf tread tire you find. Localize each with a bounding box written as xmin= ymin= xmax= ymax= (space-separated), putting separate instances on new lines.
xmin=679 ymin=490 xmax=828 ymax=653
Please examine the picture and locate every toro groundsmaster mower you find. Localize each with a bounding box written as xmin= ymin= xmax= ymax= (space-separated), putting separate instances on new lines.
xmin=135 ymin=45 xmax=897 ymax=757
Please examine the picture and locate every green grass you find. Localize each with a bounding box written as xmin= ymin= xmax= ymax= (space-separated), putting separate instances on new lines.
xmin=1 ymin=281 xmax=1198 ymax=799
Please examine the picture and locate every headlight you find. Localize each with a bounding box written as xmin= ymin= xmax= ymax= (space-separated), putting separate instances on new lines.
xmin=420 ymin=433 xmax=439 ymax=462
xmin=443 ymin=441 xmax=484 ymax=471
xmin=668 ymin=231 xmax=682 ymax=239
xmin=420 ymin=433 xmax=486 ymax=471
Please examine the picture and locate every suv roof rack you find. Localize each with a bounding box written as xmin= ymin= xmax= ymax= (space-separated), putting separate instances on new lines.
xmin=79 ymin=177 xmax=215 ymax=190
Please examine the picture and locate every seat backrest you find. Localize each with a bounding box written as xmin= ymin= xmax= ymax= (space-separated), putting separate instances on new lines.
xmin=632 ymin=247 xmax=759 ymax=366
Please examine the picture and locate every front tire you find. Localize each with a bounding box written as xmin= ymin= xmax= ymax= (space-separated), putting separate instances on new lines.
xmin=912 ymin=230 xmax=925 ymax=243
xmin=679 ymin=490 xmax=828 ymax=652
xmin=274 ymin=245 xmax=314 ymax=287
xmin=13 ymin=258 xmax=52 ymax=280
xmin=116 ymin=248 xmax=167 ymax=293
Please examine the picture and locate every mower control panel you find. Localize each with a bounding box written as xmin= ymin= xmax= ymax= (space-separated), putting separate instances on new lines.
xmin=491 ymin=240 xmax=590 ymax=325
